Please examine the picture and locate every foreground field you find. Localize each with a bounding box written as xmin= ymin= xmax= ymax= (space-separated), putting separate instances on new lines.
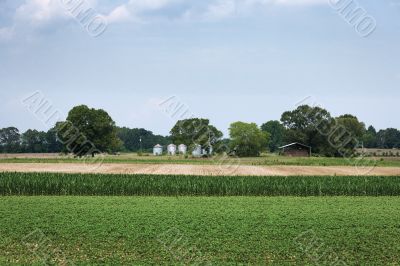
xmin=0 ymin=197 xmax=399 ymax=265
xmin=1 ymin=153 xmax=400 ymax=167
xmin=1 ymin=162 xmax=400 ymax=176
xmin=1 ymin=172 xmax=400 ymax=196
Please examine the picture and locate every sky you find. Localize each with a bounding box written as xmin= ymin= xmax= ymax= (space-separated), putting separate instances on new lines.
xmin=0 ymin=0 xmax=399 ymax=137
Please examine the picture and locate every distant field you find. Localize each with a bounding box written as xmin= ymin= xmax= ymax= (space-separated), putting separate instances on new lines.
xmin=1 ymin=172 xmax=400 ymax=196
xmin=1 ymin=153 xmax=400 ymax=167
xmin=0 ymin=153 xmax=63 ymax=159
xmin=356 ymin=148 xmax=400 ymax=157
xmin=1 ymin=196 xmax=399 ymax=265
xmin=1 ymin=163 xmax=400 ymax=176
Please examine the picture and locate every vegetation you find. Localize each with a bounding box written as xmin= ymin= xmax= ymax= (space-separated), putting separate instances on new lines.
xmin=335 ymin=114 xmax=366 ymax=155
xmin=363 ymin=125 xmax=378 ymax=148
xmin=1 ymin=196 xmax=400 ymax=265
xmin=117 ymin=127 xmax=170 ymax=152
xmin=2 ymin=153 xmax=400 ymax=166
xmin=0 ymin=127 xmax=62 ymax=153
xmin=1 ymin=172 xmax=400 ymax=196
xmin=0 ymin=127 xmax=22 ymax=153
xmin=1 ymin=104 xmax=399 ymax=156
xmin=376 ymin=128 xmax=400 ymax=149
xmin=281 ymin=105 xmax=335 ymax=156
xmin=278 ymin=105 xmax=400 ymax=157
xmin=56 ymin=105 xmax=121 ymax=156
xmin=261 ymin=120 xmax=285 ymax=152
xmin=229 ymin=122 xmax=269 ymax=157
xmin=170 ymin=118 xmax=223 ymax=154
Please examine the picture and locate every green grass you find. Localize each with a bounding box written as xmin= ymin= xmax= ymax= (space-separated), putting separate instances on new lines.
xmin=0 ymin=196 xmax=399 ymax=265
xmin=1 ymin=172 xmax=400 ymax=196
xmin=1 ymin=153 xmax=399 ymax=167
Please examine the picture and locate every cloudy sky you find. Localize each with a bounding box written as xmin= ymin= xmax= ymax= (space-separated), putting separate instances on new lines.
xmin=0 ymin=0 xmax=399 ymax=136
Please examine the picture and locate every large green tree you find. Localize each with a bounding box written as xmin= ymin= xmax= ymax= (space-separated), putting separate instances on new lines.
xmin=261 ymin=120 xmax=285 ymax=152
xmin=281 ymin=105 xmax=335 ymax=156
xmin=0 ymin=127 xmax=21 ymax=153
xmin=170 ymin=118 xmax=223 ymax=153
xmin=334 ymin=114 xmax=366 ymax=155
xmin=57 ymin=105 xmax=121 ymax=156
xmin=377 ymin=128 xmax=400 ymax=149
xmin=229 ymin=122 xmax=269 ymax=157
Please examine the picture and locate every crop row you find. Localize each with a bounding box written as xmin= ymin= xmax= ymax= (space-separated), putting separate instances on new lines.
xmin=1 ymin=172 xmax=400 ymax=196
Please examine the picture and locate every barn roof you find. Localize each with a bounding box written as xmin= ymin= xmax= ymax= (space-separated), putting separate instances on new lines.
xmin=278 ymin=142 xmax=311 ymax=149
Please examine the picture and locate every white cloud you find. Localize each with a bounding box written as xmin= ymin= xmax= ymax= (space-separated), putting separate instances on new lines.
xmin=14 ymin=0 xmax=101 ymax=23
xmin=127 ymin=0 xmax=177 ymax=11
xmin=15 ymin=0 xmax=67 ymax=24
xmin=2 ymin=0 xmax=104 ymax=39
xmin=1 ymin=0 xmax=329 ymax=37
xmin=104 ymin=0 xmax=327 ymax=23
xmin=184 ymin=0 xmax=326 ymax=21
xmin=106 ymin=5 xmax=132 ymax=23
xmin=244 ymin=0 xmax=326 ymax=6
xmin=204 ymin=0 xmax=236 ymax=20
xmin=105 ymin=0 xmax=178 ymax=24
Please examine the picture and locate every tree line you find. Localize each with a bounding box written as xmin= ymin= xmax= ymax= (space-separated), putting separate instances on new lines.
xmin=0 ymin=126 xmax=173 ymax=154
xmin=0 ymin=104 xmax=399 ymax=157
xmin=167 ymin=109 xmax=400 ymax=157
xmin=0 ymin=105 xmax=170 ymax=154
xmin=262 ymin=105 xmax=400 ymax=156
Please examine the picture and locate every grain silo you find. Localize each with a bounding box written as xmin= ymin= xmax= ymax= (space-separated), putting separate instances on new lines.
xmin=192 ymin=144 xmax=202 ymax=157
xmin=178 ymin=144 xmax=187 ymax=154
xmin=153 ymin=144 xmax=163 ymax=156
xmin=167 ymin=144 xmax=177 ymax=155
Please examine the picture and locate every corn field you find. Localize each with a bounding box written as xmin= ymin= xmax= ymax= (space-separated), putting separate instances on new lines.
xmin=0 ymin=172 xmax=400 ymax=196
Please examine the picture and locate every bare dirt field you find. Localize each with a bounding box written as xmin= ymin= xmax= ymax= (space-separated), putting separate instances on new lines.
xmin=0 ymin=163 xmax=399 ymax=176
xmin=0 ymin=153 xmax=65 ymax=159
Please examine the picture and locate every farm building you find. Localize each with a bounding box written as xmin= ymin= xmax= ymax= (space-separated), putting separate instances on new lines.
xmin=279 ymin=142 xmax=311 ymax=157
xmin=178 ymin=144 xmax=187 ymax=154
xmin=167 ymin=144 xmax=177 ymax=155
xmin=192 ymin=145 xmax=202 ymax=157
xmin=153 ymin=144 xmax=163 ymax=156
xmin=192 ymin=145 xmax=213 ymax=157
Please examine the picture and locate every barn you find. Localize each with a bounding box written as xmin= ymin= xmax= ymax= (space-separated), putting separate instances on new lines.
xmin=279 ymin=142 xmax=311 ymax=157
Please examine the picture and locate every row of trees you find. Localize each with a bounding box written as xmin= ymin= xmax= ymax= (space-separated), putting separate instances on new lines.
xmin=167 ymin=106 xmax=400 ymax=157
xmin=0 ymin=127 xmax=62 ymax=153
xmin=1 ymin=104 xmax=399 ymax=157
xmin=0 ymin=105 xmax=169 ymax=154
xmin=260 ymin=105 xmax=400 ymax=156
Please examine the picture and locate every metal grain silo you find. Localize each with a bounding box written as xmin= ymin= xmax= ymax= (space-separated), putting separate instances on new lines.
xmin=153 ymin=144 xmax=163 ymax=156
xmin=167 ymin=144 xmax=177 ymax=155
xmin=192 ymin=144 xmax=202 ymax=157
xmin=178 ymin=144 xmax=187 ymax=154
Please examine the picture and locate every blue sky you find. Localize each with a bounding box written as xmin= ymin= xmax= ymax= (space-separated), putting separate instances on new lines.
xmin=0 ymin=0 xmax=399 ymax=136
